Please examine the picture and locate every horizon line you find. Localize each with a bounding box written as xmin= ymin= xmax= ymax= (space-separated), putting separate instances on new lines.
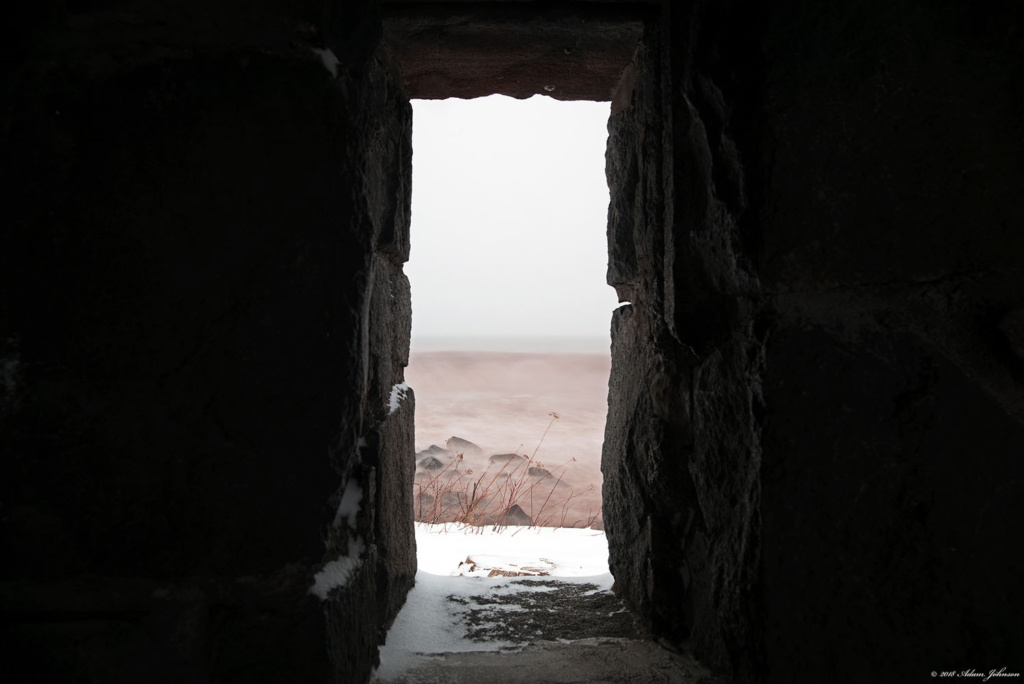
xmin=411 ymin=334 xmax=610 ymax=354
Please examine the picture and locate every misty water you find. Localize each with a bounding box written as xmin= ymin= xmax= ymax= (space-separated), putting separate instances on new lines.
xmin=406 ymin=96 xmax=613 ymax=532
xmin=406 ymin=338 xmax=609 ymax=529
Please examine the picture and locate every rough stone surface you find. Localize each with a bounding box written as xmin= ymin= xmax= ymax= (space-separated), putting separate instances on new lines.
xmin=320 ymin=23 xmax=417 ymax=682
xmin=602 ymin=14 xmax=762 ymax=679
xmin=2 ymin=1 xmax=415 ymax=682
xmin=382 ymin=3 xmax=645 ymax=101
xmin=370 ymin=387 xmax=418 ymax=642
xmin=6 ymin=1 xmax=1023 ymax=683
xmin=605 ymin=1 xmax=1024 ymax=682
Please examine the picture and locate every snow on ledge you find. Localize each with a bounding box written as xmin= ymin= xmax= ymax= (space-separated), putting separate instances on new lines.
xmin=311 ymin=48 xmax=339 ymax=78
xmin=333 ymin=478 xmax=362 ymax=530
xmin=310 ymin=538 xmax=365 ymax=600
xmin=388 ymin=382 xmax=410 ymax=415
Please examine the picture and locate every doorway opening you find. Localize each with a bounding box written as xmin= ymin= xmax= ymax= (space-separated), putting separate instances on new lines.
xmin=375 ymin=93 xmax=640 ymax=682
xmin=404 ymin=93 xmax=614 ymax=540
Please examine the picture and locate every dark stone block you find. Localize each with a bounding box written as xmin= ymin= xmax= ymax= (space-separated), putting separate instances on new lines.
xmin=372 ymin=390 xmax=417 ymax=634
xmin=1 ymin=1 xmax=415 ymax=681
xmin=382 ymin=3 xmax=645 ymax=102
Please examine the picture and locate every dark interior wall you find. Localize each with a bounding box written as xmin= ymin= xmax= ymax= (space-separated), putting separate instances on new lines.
xmin=602 ymin=4 xmax=764 ymax=679
xmin=322 ymin=3 xmax=418 ymax=676
xmin=750 ymin=1 xmax=1024 ymax=681
xmin=4 ymin=0 xmax=1022 ymax=682
xmin=1 ymin=1 xmax=415 ymax=682
xmin=606 ymin=0 xmax=1024 ymax=681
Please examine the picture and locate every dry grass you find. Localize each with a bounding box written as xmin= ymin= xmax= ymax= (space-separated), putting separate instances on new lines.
xmin=413 ymin=413 xmax=602 ymax=531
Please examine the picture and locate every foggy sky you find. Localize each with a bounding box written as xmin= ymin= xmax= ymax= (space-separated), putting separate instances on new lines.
xmin=406 ymin=95 xmax=618 ymax=347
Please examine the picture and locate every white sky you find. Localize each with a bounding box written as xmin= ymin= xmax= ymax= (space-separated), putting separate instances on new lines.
xmin=407 ymin=95 xmax=618 ymax=346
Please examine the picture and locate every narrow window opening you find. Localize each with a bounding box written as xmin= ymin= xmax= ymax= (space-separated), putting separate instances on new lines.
xmin=405 ymin=93 xmax=614 ymax=535
xmin=377 ymin=97 xmax=627 ymax=672
xmin=405 ymin=94 xmax=614 ymax=539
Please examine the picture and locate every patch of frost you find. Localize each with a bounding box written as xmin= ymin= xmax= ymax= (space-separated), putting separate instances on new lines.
xmin=389 ymin=382 xmax=410 ymax=415
xmin=311 ymin=48 xmax=339 ymax=78
xmin=310 ymin=538 xmax=365 ymax=599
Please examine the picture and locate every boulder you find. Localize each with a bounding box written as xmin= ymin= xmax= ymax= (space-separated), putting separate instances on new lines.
xmin=488 ymin=453 xmax=526 ymax=465
xmin=415 ymin=444 xmax=447 ymax=459
xmin=441 ymin=490 xmax=468 ymax=508
xmin=417 ymin=456 xmax=445 ymax=471
xmin=489 ymin=504 xmax=533 ymax=528
xmin=447 ymin=436 xmax=483 ymax=457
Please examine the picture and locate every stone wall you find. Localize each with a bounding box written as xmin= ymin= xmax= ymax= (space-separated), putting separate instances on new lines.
xmin=0 ymin=1 xmax=415 ymax=682
xmin=382 ymin=1 xmax=644 ymax=101
xmin=5 ymin=1 xmax=1022 ymax=682
xmin=606 ymin=0 xmax=1024 ymax=682
xmin=602 ymin=5 xmax=764 ymax=679
xmin=751 ymin=1 xmax=1024 ymax=681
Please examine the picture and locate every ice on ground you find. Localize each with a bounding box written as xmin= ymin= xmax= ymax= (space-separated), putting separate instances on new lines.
xmin=375 ymin=523 xmax=612 ymax=680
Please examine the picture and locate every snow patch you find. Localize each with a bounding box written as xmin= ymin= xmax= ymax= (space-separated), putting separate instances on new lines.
xmin=389 ymin=382 xmax=410 ymax=415
xmin=334 ymin=478 xmax=363 ymax=529
xmin=414 ymin=523 xmax=609 ymax=579
xmin=310 ymin=538 xmax=365 ymax=599
xmin=311 ymin=48 xmax=340 ymax=78
xmin=376 ymin=523 xmax=614 ymax=679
